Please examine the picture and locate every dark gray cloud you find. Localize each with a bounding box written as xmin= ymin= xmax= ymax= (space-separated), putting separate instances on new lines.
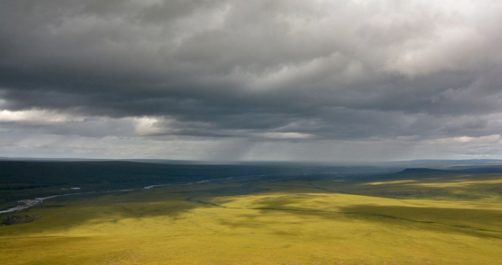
xmin=1 ymin=0 xmax=502 ymax=160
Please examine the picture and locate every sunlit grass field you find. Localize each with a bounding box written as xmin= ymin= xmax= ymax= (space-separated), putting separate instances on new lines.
xmin=1 ymin=174 xmax=502 ymax=265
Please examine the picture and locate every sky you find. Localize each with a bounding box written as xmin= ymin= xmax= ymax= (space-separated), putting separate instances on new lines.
xmin=1 ymin=0 xmax=502 ymax=162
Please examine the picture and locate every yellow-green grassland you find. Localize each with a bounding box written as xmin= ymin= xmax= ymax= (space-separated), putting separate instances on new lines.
xmin=1 ymin=174 xmax=502 ymax=265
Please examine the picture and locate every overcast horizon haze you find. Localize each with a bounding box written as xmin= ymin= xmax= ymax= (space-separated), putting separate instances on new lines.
xmin=1 ymin=0 xmax=502 ymax=162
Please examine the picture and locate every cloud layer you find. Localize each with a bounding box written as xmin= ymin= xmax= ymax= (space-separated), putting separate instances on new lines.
xmin=1 ymin=0 xmax=502 ymax=161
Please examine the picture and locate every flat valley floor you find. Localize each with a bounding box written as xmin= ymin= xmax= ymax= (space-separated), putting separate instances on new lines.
xmin=1 ymin=173 xmax=502 ymax=265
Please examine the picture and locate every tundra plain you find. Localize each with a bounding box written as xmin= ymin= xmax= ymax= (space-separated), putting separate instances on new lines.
xmin=1 ymin=162 xmax=502 ymax=265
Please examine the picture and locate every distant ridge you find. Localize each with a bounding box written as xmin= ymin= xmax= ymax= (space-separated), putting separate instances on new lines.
xmin=389 ymin=166 xmax=502 ymax=178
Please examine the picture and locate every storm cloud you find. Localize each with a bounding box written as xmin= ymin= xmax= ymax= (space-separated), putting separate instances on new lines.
xmin=1 ymin=0 xmax=502 ymax=161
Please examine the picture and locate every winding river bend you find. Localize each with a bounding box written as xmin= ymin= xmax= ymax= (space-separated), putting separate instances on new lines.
xmin=0 ymin=188 xmax=135 ymax=215
xmin=0 ymin=178 xmax=220 ymax=215
xmin=0 ymin=175 xmax=243 ymax=215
